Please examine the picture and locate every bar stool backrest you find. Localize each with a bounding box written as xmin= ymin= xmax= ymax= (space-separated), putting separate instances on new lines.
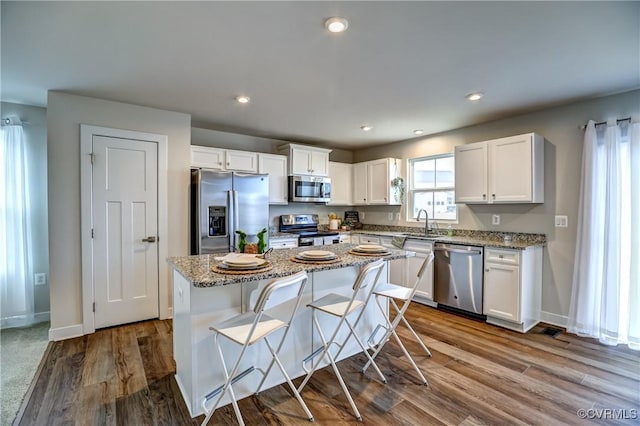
xmin=254 ymin=270 xmax=309 ymax=313
xmin=352 ymin=259 xmax=385 ymax=294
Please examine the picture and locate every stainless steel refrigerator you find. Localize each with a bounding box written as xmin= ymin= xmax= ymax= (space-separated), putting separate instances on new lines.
xmin=190 ymin=169 xmax=269 ymax=254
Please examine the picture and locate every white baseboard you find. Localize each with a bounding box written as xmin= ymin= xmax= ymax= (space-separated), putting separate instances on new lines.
xmin=49 ymin=323 xmax=84 ymax=341
xmin=539 ymin=311 xmax=568 ymax=328
xmin=1 ymin=311 xmax=51 ymax=329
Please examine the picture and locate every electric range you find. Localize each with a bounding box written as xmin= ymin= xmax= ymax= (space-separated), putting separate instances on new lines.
xmin=279 ymin=214 xmax=340 ymax=246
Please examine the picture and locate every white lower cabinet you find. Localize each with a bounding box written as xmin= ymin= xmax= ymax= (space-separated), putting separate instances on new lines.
xmin=483 ymin=247 xmax=542 ymax=332
xmin=403 ymin=239 xmax=435 ymax=305
xmin=380 ymin=236 xmax=405 ymax=286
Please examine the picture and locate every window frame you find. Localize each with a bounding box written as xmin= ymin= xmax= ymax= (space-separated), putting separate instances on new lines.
xmin=407 ymin=152 xmax=458 ymax=224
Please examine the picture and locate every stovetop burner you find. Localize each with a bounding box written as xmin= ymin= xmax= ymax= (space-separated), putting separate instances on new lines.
xmin=279 ymin=214 xmax=339 ymax=238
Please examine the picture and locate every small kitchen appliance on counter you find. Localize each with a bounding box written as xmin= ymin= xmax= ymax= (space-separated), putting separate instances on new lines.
xmin=279 ymin=214 xmax=340 ymax=246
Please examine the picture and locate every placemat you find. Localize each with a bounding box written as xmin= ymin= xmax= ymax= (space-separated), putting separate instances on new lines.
xmin=348 ymin=249 xmax=392 ymax=257
xmin=289 ymin=257 xmax=342 ymax=265
xmin=211 ymin=263 xmax=273 ymax=275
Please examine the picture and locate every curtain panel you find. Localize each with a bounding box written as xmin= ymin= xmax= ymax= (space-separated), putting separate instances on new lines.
xmin=568 ymin=119 xmax=639 ymax=349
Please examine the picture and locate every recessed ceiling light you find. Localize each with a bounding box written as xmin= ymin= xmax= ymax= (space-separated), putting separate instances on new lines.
xmin=235 ymin=95 xmax=251 ymax=104
xmin=413 ymin=129 xmax=424 ymax=135
xmin=325 ymin=17 xmax=349 ymax=33
xmin=360 ymin=125 xmax=373 ymax=131
xmin=465 ymin=92 xmax=484 ymax=101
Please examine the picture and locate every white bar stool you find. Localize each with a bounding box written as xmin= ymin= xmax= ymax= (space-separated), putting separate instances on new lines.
xmin=201 ymin=271 xmax=314 ymax=426
xmin=297 ymin=259 xmax=387 ymax=421
xmin=364 ymin=252 xmax=435 ymax=385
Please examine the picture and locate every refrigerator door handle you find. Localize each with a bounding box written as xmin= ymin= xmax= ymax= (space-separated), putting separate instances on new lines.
xmin=228 ymin=190 xmax=235 ymax=251
xmin=233 ymin=190 xmax=240 ymax=236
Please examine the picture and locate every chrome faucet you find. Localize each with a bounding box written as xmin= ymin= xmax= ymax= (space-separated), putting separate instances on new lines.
xmin=416 ymin=209 xmax=430 ymax=235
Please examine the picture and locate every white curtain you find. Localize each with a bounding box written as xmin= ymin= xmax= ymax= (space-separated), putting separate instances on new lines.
xmin=0 ymin=124 xmax=34 ymax=321
xmin=568 ymin=119 xmax=639 ymax=350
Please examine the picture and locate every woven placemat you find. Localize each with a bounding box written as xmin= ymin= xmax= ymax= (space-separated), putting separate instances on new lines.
xmin=348 ymin=249 xmax=392 ymax=257
xmin=289 ymin=256 xmax=342 ymax=265
xmin=211 ymin=263 xmax=273 ymax=275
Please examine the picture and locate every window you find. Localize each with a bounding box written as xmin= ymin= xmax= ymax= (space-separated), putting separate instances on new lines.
xmin=408 ymin=153 xmax=457 ymax=221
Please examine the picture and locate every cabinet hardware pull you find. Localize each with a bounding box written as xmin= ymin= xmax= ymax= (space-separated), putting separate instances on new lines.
xmin=142 ymin=236 xmax=157 ymax=243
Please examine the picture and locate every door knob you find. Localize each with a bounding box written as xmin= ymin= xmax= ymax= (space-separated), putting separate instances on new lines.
xmin=142 ymin=236 xmax=157 ymax=243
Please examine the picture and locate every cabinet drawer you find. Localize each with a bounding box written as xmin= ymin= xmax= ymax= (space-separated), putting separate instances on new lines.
xmin=270 ymin=239 xmax=298 ymax=249
xmin=485 ymin=248 xmax=519 ymax=265
xmin=359 ymin=235 xmax=381 ymax=244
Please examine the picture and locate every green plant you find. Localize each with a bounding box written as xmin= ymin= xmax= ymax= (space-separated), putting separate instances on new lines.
xmin=391 ymin=176 xmax=405 ymax=203
xmin=257 ymin=227 xmax=267 ymax=254
xmin=235 ymin=230 xmax=247 ymax=252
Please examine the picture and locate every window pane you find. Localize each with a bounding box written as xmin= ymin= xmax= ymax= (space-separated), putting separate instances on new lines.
xmin=435 ymin=156 xmax=455 ymax=188
xmin=433 ymin=190 xmax=457 ymax=220
xmin=412 ymin=191 xmax=434 ymax=219
xmin=413 ymin=159 xmax=435 ymax=189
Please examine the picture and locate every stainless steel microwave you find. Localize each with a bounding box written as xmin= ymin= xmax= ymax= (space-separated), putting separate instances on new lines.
xmin=288 ymin=175 xmax=331 ymax=203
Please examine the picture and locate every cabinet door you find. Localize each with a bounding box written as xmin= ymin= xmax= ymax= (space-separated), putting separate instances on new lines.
xmin=258 ymin=154 xmax=288 ymax=205
xmin=368 ymin=159 xmax=390 ymax=204
xmin=454 ymin=142 xmax=488 ymax=203
xmin=352 ymin=163 xmax=368 ymax=204
xmin=381 ymin=237 xmax=406 ymax=286
xmin=490 ymin=135 xmax=533 ymax=202
xmin=484 ymin=262 xmax=521 ymax=322
xmin=191 ymin=146 xmax=225 ymax=169
xmin=328 ymin=162 xmax=353 ymax=205
xmin=225 ymin=150 xmax=258 ymax=173
xmin=290 ymin=147 xmax=312 ymax=175
xmin=310 ymin=150 xmax=329 ymax=176
xmin=407 ymin=251 xmax=434 ymax=299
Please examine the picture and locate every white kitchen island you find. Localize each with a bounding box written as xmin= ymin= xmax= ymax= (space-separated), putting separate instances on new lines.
xmin=168 ymin=244 xmax=414 ymax=417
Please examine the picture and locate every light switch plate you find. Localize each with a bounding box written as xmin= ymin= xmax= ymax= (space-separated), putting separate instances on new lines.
xmin=388 ymin=212 xmax=394 ymax=221
xmin=492 ymin=214 xmax=500 ymax=225
xmin=360 ymin=211 xmax=365 ymax=220
xmin=555 ymin=215 xmax=568 ymax=227
xmin=34 ymin=273 xmax=46 ymax=286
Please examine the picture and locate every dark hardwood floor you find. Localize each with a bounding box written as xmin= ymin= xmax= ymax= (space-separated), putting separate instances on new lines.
xmin=16 ymin=304 xmax=640 ymax=425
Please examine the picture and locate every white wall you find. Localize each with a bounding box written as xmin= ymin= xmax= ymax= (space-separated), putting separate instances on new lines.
xmin=46 ymin=92 xmax=191 ymax=337
xmin=1 ymin=102 xmax=50 ymax=320
xmin=352 ymin=89 xmax=640 ymax=323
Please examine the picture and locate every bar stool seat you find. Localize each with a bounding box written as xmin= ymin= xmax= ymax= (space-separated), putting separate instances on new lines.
xmin=201 ymin=271 xmax=314 ymax=426
xmin=307 ymin=293 xmax=364 ymax=317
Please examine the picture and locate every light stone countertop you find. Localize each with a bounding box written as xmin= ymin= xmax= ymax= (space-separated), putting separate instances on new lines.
xmin=168 ymin=243 xmax=414 ymax=288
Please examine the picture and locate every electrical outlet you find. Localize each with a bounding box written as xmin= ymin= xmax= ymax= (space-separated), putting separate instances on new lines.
xmin=360 ymin=211 xmax=365 ymax=220
xmin=395 ymin=212 xmax=401 ymax=221
xmin=34 ymin=273 xmax=46 ymax=286
xmin=388 ymin=212 xmax=393 ymax=221
xmin=555 ymin=215 xmax=568 ymax=228
xmin=492 ymin=214 xmax=500 ymax=225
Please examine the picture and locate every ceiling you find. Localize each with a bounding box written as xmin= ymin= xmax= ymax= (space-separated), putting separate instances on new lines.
xmin=2 ymin=1 xmax=639 ymax=149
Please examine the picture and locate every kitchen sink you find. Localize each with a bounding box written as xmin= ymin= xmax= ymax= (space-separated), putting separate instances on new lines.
xmin=402 ymin=232 xmax=441 ymax=238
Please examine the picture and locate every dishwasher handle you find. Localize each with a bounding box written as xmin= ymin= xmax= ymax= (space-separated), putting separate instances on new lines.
xmin=433 ymin=247 xmax=482 ymax=255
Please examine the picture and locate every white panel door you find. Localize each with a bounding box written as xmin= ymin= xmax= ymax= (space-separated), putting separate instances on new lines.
xmin=93 ymin=135 xmax=159 ymax=328
xmin=490 ymin=135 xmax=533 ymax=202
xmin=454 ymin=142 xmax=488 ymax=203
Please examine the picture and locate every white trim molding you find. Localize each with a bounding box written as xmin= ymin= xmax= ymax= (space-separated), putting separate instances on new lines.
xmin=80 ymin=124 xmax=170 ymax=335
xmin=49 ymin=323 xmax=84 ymax=341
xmin=539 ymin=310 xmax=568 ymax=328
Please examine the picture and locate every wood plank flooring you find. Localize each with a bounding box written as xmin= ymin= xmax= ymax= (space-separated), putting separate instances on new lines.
xmin=16 ymin=304 xmax=639 ymax=425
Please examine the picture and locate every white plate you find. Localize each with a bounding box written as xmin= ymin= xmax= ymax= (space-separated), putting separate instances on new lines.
xmin=299 ymin=250 xmax=335 ymax=259
xmin=223 ymin=257 xmax=264 ymax=267
xmin=356 ymin=244 xmax=386 ymax=252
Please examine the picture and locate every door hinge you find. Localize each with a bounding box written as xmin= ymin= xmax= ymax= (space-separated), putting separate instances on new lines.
xmin=91 ymin=228 xmax=95 ymax=239
xmin=90 ymin=152 xmax=95 ymax=165
xmin=93 ymin=302 xmax=96 ymax=312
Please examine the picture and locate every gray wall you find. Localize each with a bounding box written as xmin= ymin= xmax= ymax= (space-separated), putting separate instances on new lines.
xmin=47 ymin=92 xmax=191 ymax=332
xmin=351 ymin=89 xmax=640 ymax=323
xmin=0 ymin=102 xmax=50 ymax=317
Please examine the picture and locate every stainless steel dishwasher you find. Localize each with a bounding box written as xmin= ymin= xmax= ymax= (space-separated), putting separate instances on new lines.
xmin=433 ymin=243 xmax=485 ymax=316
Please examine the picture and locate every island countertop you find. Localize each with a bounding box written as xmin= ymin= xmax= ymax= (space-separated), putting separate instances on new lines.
xmin=168 ymin=243 xmax=414 ymax=288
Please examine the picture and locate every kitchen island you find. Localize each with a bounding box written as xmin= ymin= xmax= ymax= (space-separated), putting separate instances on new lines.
xmin=168 ymin=244 xmax=414 ymax=417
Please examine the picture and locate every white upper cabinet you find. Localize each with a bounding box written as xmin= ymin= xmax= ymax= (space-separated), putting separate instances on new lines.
xmin=455 ymin=133 xmax=544 ymax=204
xmin=258 ymin=153 xmax=288 ymax=205
xmin=191 ymin=146 xmax=258 ymax=173
xmin=279 ymin=143 xmax=332 ymax=176
xmin=328 ymin=162 xmax=353 ymax=205
xmin=352 ymin=158 xmax=402 ymax=205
